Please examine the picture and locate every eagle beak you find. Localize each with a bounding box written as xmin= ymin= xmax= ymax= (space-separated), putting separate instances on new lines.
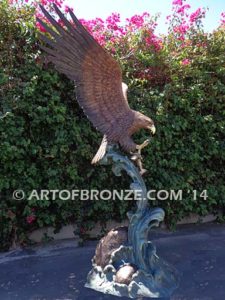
xmin=148 ymin=125 xmax=156 ymax=135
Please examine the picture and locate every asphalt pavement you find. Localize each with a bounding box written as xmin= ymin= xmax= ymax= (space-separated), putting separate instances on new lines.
xmin=0 ymin=222 xmax=225 ymax=300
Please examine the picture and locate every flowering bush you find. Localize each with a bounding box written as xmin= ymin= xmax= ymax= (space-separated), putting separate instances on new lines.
xmin=0 ymin=0 xmax=225 ymax=250
xmin=221 ymin=12 xmax=225 ymax=25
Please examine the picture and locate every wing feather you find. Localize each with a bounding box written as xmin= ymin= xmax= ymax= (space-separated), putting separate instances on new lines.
xmin=37 ymin=4 xmax=134 ymax=140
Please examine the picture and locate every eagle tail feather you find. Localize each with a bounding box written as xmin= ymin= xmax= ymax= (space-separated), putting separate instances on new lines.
xmin=91 ymin=135 xmax=108 ymax=164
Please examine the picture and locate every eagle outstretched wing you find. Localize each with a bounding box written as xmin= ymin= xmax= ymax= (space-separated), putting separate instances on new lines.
xmin=37 ymin=4 xmax=132 ymax=141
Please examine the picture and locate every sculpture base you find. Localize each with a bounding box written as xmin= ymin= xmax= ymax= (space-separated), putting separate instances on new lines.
xmin=85 ymin=146 xmax=180 ymax=298
xmin=85 ymin=236 xmax=179 ymax=298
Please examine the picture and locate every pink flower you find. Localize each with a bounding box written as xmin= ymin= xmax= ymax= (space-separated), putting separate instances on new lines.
xmin=106 ymin=13 xmax=120 ymax=31
xmin=172 ymin=0 xmax=183 ymax=6
xmin=189 ymin=8 xmax=201 ymax=23
xmin=174 ymin=24 xmax=189 ymax=35
xmin=26 ymin=215 xmax=36 ymax=224
xmin=177 ymin=4 xmax=191 ymax=15
xmin=181 ymin=58 xmax=190 ymax=65
xmin=64 ymin=5 xmax=70 ymax=13
xmin=126 ymin=14 xmax=145 ymax=29
xmin=40 ymin=0 xmax=47 ymax=5
xmin=36 ymin=21 xmax=46 ymax=32
xmin=130 ymin=15 xmax=144 ymax=28
xmin=221 ymin=12 xmax=225 ymax=24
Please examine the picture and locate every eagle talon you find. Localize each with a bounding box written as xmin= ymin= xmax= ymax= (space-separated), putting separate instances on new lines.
xmin=136 ymin=139 xmax=150 ymax=151
xmin=130 ymin=152 xmax=146 ymax=176
xmin=140 ymin=168 xmax=147 ymax=176
xmin=130 ymin=153 xmax=142 ymax=161
xmin=130 ymin=139 xmax=150 ymax=175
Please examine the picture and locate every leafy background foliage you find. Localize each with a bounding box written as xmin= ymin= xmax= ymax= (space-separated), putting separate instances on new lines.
xmin=0 ymin=0 xmax=224 ymax=250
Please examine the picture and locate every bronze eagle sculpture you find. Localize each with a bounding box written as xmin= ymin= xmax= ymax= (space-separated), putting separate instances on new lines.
xmin=37 ymin=4 xmax=156 ymax=172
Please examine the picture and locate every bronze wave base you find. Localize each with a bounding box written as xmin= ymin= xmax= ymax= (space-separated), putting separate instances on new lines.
xmin=85 ymin=145 xmax=180 ymax=298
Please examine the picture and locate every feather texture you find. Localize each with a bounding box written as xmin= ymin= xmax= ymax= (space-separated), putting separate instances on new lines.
xmin=37 ymin=5 xmax=155 ymax=162
xmin=37 ymin=4 xmax=134 ymax=143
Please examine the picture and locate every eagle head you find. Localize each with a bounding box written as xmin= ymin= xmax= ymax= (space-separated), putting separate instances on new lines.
xmin=134 ymin=111 xmax=156 ymax=135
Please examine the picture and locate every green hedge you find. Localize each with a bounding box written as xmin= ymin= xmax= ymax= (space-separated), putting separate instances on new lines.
xmin=0 ymin=2 xmax=224 ymax=250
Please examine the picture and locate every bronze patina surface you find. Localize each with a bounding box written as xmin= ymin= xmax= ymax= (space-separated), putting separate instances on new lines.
xmin=37 ymin=4 xmax=156 ymax=173
xmin=37 ymin=7 xmax=179 ymax=298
